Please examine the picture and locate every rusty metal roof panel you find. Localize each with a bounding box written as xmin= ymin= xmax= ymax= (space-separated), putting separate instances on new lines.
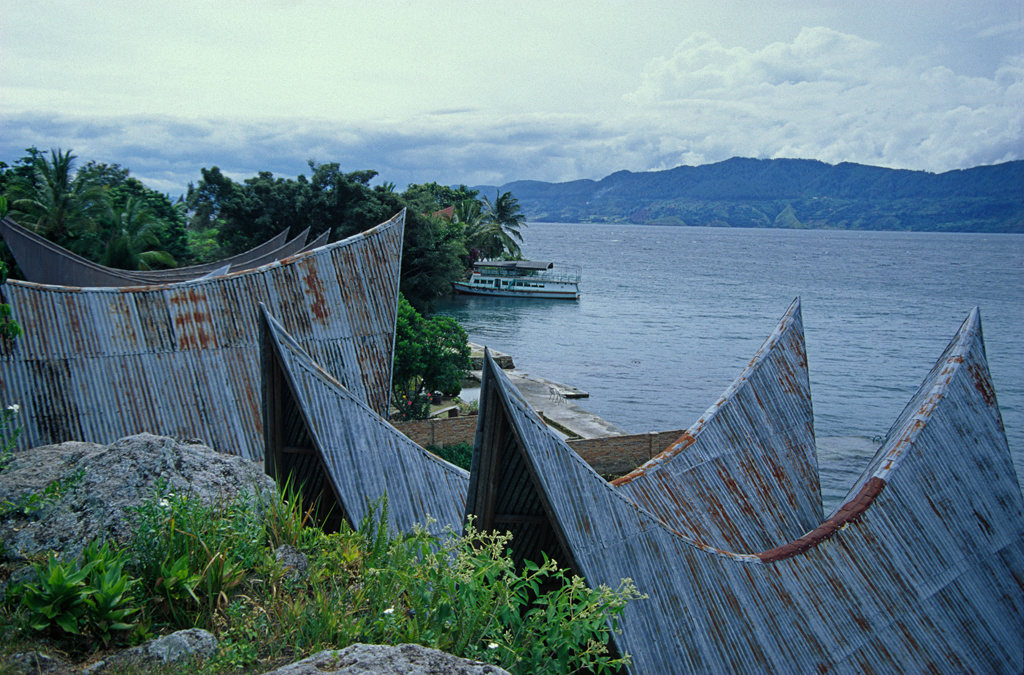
xmin=0 ymin=211 xmax=405 ymax=461
xmin=468 ymin=308 xmax=1024 ymax=674
xmin=0 ymin=216 xmax=296 ymax=286
xmin=613 ymin=298 xmax=822 ymax=551
xmin=261 ymin=306 xmax=468 ymax=535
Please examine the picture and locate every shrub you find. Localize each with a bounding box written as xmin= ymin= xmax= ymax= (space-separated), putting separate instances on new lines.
xmin=426 ymin=442 xmax=473 ymax=470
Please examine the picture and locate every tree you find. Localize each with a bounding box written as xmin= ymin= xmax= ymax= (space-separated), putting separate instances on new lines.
xmin=473 ymin=190 xmax=526 ymax=259
xmin=99 ymin=197 xmax=178 ymax=271
xmin=391 ymin=294 xmax=471 ymax=421
xmin=5 ymin=149 xmax=107 ymax=248
xmin=79 ymin=161 xmax=189 ymax=264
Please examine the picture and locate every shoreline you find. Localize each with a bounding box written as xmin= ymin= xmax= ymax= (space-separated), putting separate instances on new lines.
xmin=465 ymin=343 xmax=627 ymax=440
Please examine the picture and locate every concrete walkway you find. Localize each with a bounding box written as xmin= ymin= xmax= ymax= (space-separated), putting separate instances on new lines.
xmin=504 ymin=370 xmax=627 ymax=440
xmin=465 ymin=342 xmax=627 ymax=440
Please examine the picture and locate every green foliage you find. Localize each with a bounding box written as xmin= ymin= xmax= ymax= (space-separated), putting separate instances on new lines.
xmin=3 ymin=148 xmax=107 ymax=248
xmin=391 ymin=294 xmax=471 ymax=420
xmin=4 ymin=478 xmax=641 ymax=674
xmin=21 ymin=552 xmax=96 ymax=636
xmin=19 ymin=540 xmax=141 ymax=647
xmin=426 ymin=442 xmax=473 ymax=471
xmin=79 ymin=540 xmax=140 ymax=647
xmin=471 ymin=190 xmax=527 ymax=260
xmin=0 ymin=404 xmax=22 ymax=472
xmin=126 ymin=481 xmax=266 ymax=629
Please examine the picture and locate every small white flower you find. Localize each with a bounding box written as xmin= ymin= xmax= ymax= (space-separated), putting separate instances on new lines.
xmin=383 ymin=607 xmax=395 ymax=615
xmin=6 ymin=404 xmax=19 ymax=414
xmin=159 ymin=499 xmax=170 ymax=508
xmin=488 ymin=643 xmax=498 ymax=650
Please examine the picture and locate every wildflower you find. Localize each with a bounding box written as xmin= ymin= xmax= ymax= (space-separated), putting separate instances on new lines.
xmin=488 ymin=643 xmax=498 ymax=650
xmin=383 ymin=607 xmax=395 ymax=615
xmin=6 ymin=403 xmax=19 ymax=414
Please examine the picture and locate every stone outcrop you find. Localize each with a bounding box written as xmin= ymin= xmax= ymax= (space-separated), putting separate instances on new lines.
xmin=260 ymin=643 xmax=511 ymax=675
xmin=0 ymin=433 xmax=274 ymax=561
xmin=82 ymin=629 xmax=218 ymax=674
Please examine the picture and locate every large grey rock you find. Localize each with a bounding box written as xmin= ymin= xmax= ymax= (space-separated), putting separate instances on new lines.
xmin=82 ymin=628 xmax=217 ymax=673
xmin=0 ymin=433 xmax=275 ymax=561
xmin=261 ymin=644 xmax=511 ymax=675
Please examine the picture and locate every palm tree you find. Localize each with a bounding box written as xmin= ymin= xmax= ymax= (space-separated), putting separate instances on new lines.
xmin=7 ymin=149 xmax=107 ymax=247
xmin=473 ymin=190 xmax=527 ymax=259
xmin=100 ymin=197 xmax=177 ymax=271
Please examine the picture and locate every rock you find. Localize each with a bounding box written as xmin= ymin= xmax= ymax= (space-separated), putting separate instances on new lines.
xmin=0 ymin=433 xmax=275 ymax=561
xmin=5 ymin=650 xmax=67 ymax=674
xmin=275 ymin=544 xmax=310 ymax=581
xmin=83 ymin=628 xmax=217 ymax=674
xmin=260 ymin=643 xmax=511 ymax=675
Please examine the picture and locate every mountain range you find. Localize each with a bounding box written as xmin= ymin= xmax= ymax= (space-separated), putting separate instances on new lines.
xmin=474 ymin=157 xmax=1024 ymax=232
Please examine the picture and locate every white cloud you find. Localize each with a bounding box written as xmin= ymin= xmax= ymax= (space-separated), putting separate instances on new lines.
xmin=621 ymin=27 xmax=1024 ymax=173
xmin=2 ymin=26 xmax=1021 ymax=198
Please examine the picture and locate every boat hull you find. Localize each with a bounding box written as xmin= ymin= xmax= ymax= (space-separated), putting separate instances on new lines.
xmin=451 ymin=280 xmax=579 ymax=300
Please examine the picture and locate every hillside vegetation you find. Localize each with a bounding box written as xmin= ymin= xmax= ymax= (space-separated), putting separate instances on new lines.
xmin=478 ymin=157 xmax=1024 ymax=232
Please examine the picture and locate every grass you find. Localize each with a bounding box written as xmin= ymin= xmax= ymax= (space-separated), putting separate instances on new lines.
xmin=0 ymin=479 xmax=641 ymax=674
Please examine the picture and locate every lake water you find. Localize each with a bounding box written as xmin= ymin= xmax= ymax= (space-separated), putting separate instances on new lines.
xmin=435 ymin=223 xmax=1024 ymax=511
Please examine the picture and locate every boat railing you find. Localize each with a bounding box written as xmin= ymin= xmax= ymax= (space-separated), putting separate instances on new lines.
xmin=537 ymin=265 xmax=581 ymax=284
xmin=474 ymin=263 xmax=581 ymax=284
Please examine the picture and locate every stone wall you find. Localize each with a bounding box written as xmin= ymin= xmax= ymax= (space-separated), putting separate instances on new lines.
xmin=393 ymin=417 xmax=685 ymax=478
xmin=571 ymin=430 xmax=687 ymax=478
xmin=393 ymin=416 xmax=480 ymax=448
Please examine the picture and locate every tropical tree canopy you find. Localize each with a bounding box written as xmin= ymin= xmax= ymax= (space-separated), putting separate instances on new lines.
xmin=470 ymin=190 xmax=527 ymax=260
xmin=5 ymin=149 xmax=106 ymax=248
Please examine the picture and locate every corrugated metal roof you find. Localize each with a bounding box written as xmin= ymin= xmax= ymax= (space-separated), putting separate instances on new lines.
xmin=0 ymin=211 xmax=405 ymax=461
xmin=0 ymin=216 xmax=311 ymax=286
xmin=261 ymin=305 xmax=468 ymax=535
xmin=613 ymin=298 xmax=823 ymax=551
xmin=467 ymin=308 xmax=1024 ymax=674
xmin=299 ymin=229 xmax=331 ymax=253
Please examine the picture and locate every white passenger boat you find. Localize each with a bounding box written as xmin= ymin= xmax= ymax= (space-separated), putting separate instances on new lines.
xmin=452 ymin=260 xmax=581 ymax=300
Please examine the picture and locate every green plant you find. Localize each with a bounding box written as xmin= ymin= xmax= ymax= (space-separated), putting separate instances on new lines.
xmin=22 ymin=552 xmax=97 ymax=636
xmin=426 ymin=442 xmax=473 ymax=471
xmin=128 ymin=481 xmax=274 ymax=630
xmin=262 ymin=474 xmax=318 ymax=549
xmin=80 ymin=540 xmax=141 ymax=647
xmin=289 ymin=500 xmax=639 ymax=673
xmin=0 ymin=403 xmax=22 ymax=472
xmin=19 ymin=540 xmax=142 ymax=647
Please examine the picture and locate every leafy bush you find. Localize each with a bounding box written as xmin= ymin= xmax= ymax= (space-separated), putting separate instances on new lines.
xmin=20 ymin=540 xmax=140 ymax=646
xmin=426 ymin=442 xmax=473 ymax=471
xmin=5 ymin=480 xmax=641 ymax=673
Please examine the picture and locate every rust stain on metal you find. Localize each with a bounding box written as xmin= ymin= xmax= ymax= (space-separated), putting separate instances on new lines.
xmin=301 ymin=264 xmax=331 ymax=322
xmin=0 ymin=211 xmax=405 ymax=461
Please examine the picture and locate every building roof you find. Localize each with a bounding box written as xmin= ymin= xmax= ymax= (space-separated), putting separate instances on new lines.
xmin=0 ymin=216 xmax=312 ymax=286
xmin=466 ymin=308 xmax=1024 ymax=674
xmin=260 ymin=305 xmax=468 ymax=534
xmin=0 ymin=211 xmax=405 ymax=461
xmin=613 ymin=298 xmax=823 ymax=551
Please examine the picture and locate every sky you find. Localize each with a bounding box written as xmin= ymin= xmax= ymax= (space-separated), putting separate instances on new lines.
xmin=2 ymin=0 xmax=1022 ymax=197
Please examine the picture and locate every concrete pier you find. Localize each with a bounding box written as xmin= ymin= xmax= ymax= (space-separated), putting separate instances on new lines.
xmin=465 ymin=343 xmax=626 ymax=440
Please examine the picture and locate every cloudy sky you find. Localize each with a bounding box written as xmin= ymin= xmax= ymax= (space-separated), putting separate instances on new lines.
xmin=2 ymin=0 xmax=1021 ymax=197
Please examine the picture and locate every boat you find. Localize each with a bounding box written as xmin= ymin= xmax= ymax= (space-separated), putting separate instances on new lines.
xmin=452 ymin=260 xmax=581 ymax=300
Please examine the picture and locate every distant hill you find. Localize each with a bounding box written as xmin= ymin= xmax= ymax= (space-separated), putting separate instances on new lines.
xmin=475 ymin=157 xmax=1024 ymax=232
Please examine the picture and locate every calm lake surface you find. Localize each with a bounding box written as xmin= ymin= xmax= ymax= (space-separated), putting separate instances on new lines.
xmin=435 ymin=223 xmax=1024 ymax=511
